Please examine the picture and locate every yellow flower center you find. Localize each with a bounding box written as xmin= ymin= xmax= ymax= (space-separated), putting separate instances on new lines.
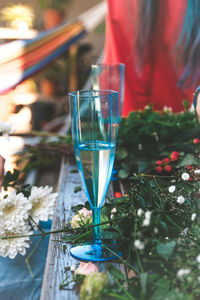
xmin=3 ymin=205 xmax=15 ymax=215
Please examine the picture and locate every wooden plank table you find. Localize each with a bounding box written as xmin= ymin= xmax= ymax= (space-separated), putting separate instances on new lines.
xmin=40 ymin=155 xmax=118 ymax=300
xmin=40 ymin=157 xmax=87 ymax=300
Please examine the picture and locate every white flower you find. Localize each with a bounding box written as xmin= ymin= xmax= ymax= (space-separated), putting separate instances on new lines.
xmin=154 ymin=227 xmax=158 ymax=234
xmin=195 ymin=170 xmax=200 ymax=174
xmin=181 ymin=173 xmax=190 ymax=181
xmin=191 ymin=213 xmax=197 ymax=221
xmin=163 ymin=106 xmax=172 ymax=113
xmin=143 ymin=219 xmax=151 ymax=226
xmin=110 ymin=214 xmax=114 ymax=220
xmin=142 ymin=211 xmax=152 ymax=226
xmin=196 ymin=255 xmax=200 ymax=263
xmin=137 ymin=208 xmax=143 ymax=217
xmin=0 ymin=224 xmax=32 ymax=259
xmin=0 ymin=121 xmax=14 ymax=140
xmin=134 ymin=239 xmax=144 ymax=250
xmin=29 ymin=186 xmax=58 ymax=224
xmin=177 ymin=269 xmax=190 ymax=279
xmin=0 ymin=191 xmax=31 ymax=232
xmin=145 ymin=211 xmax=151 ymax=219
xmin=111 ymin=207 xmax=117 ymax=214
xmin=168 ymin=185 xmax=176 ymax=193
xmin=177 ymin=196 xmax=185 ymax=204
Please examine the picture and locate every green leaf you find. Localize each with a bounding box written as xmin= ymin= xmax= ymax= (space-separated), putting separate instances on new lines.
xmin=178 ymin=153 xmax=199 ymax=166
xmin=116 ymin=147 xmax=128 ymax=160
xmin=156 ymin=240 xmax=176 ymax=260
xmin=118 ymin=169 xmax=130 ymax=179
xmin=74 ymin=186 xmax=81 ymax=193
xmin=137 ymin=160 xmax=150 ymax=173
xmin=3 ymin=169 xmax=20 ymax=190
xmin=159 ymin=221 xmax=168 ymax=234
xmin=140 ymin=272 xmax=148 ymax=295
xmin=106 ymin=263 xmax=126 ymax=281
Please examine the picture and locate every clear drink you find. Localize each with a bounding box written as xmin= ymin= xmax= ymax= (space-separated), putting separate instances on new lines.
xmin=74 ymin=141 xmax=115 ymax=208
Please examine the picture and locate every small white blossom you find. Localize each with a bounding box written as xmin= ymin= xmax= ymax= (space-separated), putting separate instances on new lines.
xmin=154 ymin=227 xmax=158 ymax=234
xmin=177 ymin=196 xmax=185 ymax=204
xmin=143 ymin=211 xmax=152 ymax=226
xmin=196 ymin=254 xmax=200 ymax=263
xmin=195 ymin=170 xmax=200 ymax=174
xmin=177 ymin=269 xmax=190 ymax=279
xmin=137 ymin=208 xmax=143 ymax=217
xmin=134 ymin=239 xmax=144 ymax=250
xmin=29 ymin=186 xmax=58 ymax=224
xmin=191 ymin=213 xmax=197 ymax=221
xmin=163 ymin=106 xmax=172 ymax=113
xmin=168 ymin=185 xmax=176 ymax=193
xmin=181 ymin=173 xmax=190 ymax=181
xmin=111 ymin=207 xmax=117 ymax=214
xmin=145 ymin=211 xmax=152 ymax=220
xmin=0 ymin=191 xmax=31 ymax=232
xmin=110 ymin=214 xmax=114 ymax=220
xmin=143 ymin=219 xmax=151 ymax=226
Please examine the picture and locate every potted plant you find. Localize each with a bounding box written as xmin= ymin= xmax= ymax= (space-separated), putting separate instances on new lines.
xmin=37 ymin=0 xmax=72 ymax=29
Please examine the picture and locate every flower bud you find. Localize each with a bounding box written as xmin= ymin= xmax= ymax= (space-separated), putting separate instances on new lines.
xmin=80 ymin=272 xmax=109 ymax=300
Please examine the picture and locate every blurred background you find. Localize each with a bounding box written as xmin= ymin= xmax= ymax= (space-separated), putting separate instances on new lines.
xmin=0 ymin=0 xmax=105 ymax=133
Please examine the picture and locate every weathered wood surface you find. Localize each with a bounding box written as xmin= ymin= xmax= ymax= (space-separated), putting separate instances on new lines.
xmin=40 ymin=157 xmax=86 ymax=300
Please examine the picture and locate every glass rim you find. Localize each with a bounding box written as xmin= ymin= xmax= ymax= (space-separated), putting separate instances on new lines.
xmin=91 ymin=63 xmax=125 ymax=69
xmin=68 ymin=89 xmax=118 ymax=98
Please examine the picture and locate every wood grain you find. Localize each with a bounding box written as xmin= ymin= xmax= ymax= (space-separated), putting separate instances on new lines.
xmin=40 ymin=157 xmax=117 ymax=300
xmin=40 ymin=157 xmax=86 ymax=300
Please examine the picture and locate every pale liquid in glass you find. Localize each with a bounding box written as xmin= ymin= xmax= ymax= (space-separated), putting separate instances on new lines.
xmin=74 ymin=141 xmax=115 ymax=208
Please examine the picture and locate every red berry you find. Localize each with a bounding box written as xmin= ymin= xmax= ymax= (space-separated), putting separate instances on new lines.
xmin=193 ymin=138 xmax=200 ymax=144
xmin=188 ymin=177 xmax=193 ymax=182
xmin=163 ymin=158 xmax=170 ymax=163
xmin=170 ymin=151 xmax=179 ymax=161
xmin=156 ymin=160 xmax=163 ymax=165
xmin=165 ymin=165 xmax=172 ymax=172
xmin=186 ymin=165 xmax=192 ymax=170
xmin=156 ymin=166 xmax=163 ymax=173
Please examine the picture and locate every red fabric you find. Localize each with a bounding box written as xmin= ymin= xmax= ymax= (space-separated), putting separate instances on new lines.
xmin=103 ymin=0 xmax=194 ymax=117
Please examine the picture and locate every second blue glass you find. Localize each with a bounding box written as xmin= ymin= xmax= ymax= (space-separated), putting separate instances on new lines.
xmin=69 ymin=89 xmax=120 ymax=262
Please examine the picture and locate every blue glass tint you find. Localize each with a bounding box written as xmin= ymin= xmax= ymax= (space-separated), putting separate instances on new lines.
xmin=69 ymin=90 xmax=121 ymax=262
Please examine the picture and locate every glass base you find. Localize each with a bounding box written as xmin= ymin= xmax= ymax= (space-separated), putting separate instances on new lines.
xmin=70 ymin=243 xmax=122 ymax=262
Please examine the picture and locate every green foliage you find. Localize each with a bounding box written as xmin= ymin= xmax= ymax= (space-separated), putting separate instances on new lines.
xmin=58 ymin=106 xmax=200 ymax=299
xmin=115 ymin=105 xmax=200 ymax=179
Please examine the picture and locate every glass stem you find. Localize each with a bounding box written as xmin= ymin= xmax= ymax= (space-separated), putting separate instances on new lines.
xmin=92 ymin=207 xmax=101 ymax=245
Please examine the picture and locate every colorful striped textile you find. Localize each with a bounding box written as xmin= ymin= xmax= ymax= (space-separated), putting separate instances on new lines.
xmin=0 ymin=1 xmax=106 ymax=94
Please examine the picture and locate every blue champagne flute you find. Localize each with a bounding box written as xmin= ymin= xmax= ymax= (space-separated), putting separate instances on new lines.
xmin=69 ymin=89 xmax=120 ymax=262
